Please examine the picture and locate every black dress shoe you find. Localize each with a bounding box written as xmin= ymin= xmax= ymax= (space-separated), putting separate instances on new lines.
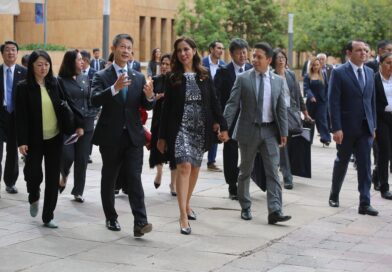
xmin=5 ymin=185 xmax=18 ymax=194
xmin=229 ymin=193 xmax=238 ymax=200
xmin=284 ymin=180 xmax=293 ymax=190
xmin=329 ymin=199 xmax=339 ymax=207
xmin=374 ymin=183 xmax=381 ymax=191
xmin=134 ymin=222 xmax=152 ymax=237
xmin=228 ymin=186 xmax=238 ymax=200
xmin=381 ymin=191 xmax=392 ymax=200
xmin=106 ymin=219 xmax=121 ymax=231
xmin=241 ymin=208 xmax=252 ymax=220
xmin=268 ymin=211 xmax=291 ymax=225
xmin=114 ymin=189 xmax=120 ymax=195
xmin=358 ymin=205 xmax=379 ymax=216
xmin=187 ymin=210 xmax=197 ymax=220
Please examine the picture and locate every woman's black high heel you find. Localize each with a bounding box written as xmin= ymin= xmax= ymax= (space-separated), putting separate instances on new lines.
xmin=179 ymin=220 xmax=191 ymax=235
xmin=58 ymin=176 xmax=67 ymax=194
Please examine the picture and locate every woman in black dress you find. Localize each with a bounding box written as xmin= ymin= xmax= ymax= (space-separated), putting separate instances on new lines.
xmin=304 ymin=58 xmax=331 ymax=145
xmin=149 ymin=53 xmax=177 ymax=196
xmin=375 ymin=52 xmax=392 ymax=200
xmin=58 ymin=49 xmax=94 ymax=203
xmin=147 ymin=48 xmax=161 ymax=80
xmin=158 ymin=37 xmax=229 ymax=235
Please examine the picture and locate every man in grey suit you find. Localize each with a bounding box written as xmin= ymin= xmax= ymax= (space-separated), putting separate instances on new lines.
xmin=223 ymin=42 xmax=291 ymax=224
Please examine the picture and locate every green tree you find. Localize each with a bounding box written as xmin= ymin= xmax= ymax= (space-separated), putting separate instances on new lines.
xmin=224 ymin=0 xmax=285 ymax=47
xmin=287 ymin=0 xmax=392 ymax=57
xmin=175 ymin=0 xmax=229 ymax=51
xmin=175 ymin=0 xmax=285 ymax=50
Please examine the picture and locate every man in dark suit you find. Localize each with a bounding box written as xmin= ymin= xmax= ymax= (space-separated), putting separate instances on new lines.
xmin=365 ymin=40 xmax=392 ymax=73
xmin=317 ymin=53 xmax=334 ymax=82
xmin=202 ymin=40 xmax=226 ymax=172
xmin=129 ymin=52 xmax=141 ymax=72
xmin=80 ymin=50 xmax=97 ymax=84
xmin=90 ymin=48 xmax=106 ymax=71
xmin=224 ymin=42 xmax=291 ymax=224
xmin=91 ymin=34 xmax=155 ymax=237
xmin=0 ymin=40 xmax=27 ymax=194
xmin=328 ymin=40 xmax=378 ymax=216
xmin=80 ymin=50 xmax=97 ymax=164
xmin=214 ymin=38 xmax=252 ymax=200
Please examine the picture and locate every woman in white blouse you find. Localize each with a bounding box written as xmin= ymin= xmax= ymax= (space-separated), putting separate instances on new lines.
xmin=374 ymin=52 xmax=392 ymax=200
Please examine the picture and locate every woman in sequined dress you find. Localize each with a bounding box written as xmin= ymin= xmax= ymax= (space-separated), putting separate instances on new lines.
xmin=158 ymin=37 xmax=229 ymax=235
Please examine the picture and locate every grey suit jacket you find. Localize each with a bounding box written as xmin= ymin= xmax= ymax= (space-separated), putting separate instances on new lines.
xmin=223 ymin=68 xmax=288 ymax=143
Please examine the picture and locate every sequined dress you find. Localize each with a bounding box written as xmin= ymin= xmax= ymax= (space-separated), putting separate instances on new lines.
xmin=174 ymin=73 xmax=205 ymax=167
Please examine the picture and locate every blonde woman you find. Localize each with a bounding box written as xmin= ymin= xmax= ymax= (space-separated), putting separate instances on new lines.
xmin=304 ymin=58 xmax=331 ymax=146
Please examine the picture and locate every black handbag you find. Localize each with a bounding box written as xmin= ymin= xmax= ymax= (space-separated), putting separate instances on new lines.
xmin=56 ymin=78 xmax=75 ymax=135
xmin=287 ymin=107 xmax=302 ymax=134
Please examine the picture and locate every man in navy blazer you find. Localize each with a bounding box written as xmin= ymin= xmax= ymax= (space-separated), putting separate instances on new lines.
xmin=0 ymin=40 xmax=27 ymax=194
xmin=214 ymin=38 xmax=252 ymax=200
xmin=90 ymin=48 xmax=106 ymax=71
xmin=202 ymin=41 xmax=226 ymax=172
xmin=129 ymin=52 xmax=141 ymax=72
xmin=328 ymin=40 xmax=378 ymax=216
xmin=91 ymin=34 xmax=155 ymax=236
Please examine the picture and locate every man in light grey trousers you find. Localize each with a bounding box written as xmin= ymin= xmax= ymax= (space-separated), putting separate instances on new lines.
xmin=223 ymin=42 xmax=291 ymax=224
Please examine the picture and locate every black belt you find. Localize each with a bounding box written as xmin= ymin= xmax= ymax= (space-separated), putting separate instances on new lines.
xmin=260 ymin=122 xmax=275 ymax=127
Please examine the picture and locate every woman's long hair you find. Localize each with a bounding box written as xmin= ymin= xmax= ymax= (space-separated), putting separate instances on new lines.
xmin=308 ymin=58 xmax=324 ymax=84
xmin=169 ymin=37 xmax=208 ymax=86
xmin=26 ymin=49 xmax=56 ymax=90
xmin=58 ymin=49 xmax=79 ymax=78
xmin=150 ymin=48 xmax=160 ymax=62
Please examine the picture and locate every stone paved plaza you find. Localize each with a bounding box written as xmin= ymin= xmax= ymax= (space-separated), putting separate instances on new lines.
xmin=0 ymin=135 xmax=391 ymax=272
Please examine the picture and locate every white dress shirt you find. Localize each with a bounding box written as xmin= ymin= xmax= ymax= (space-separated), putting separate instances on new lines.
xmin=233 ymin=62 xmax=246 ymax=76
xmin=110 ymin=62 xmax=128 ymax=96
xmin=208 ymin=55 xmax=220 ymax=79
xmin=381 ymin=73 xmax=392 ymax=112
xmin=349 ymin=61 xmax=366 ymax=86
xmin=255 ymin=69 xmax=273 ymax=123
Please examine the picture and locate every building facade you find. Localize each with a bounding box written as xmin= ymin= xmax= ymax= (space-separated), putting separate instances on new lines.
xmin=0 ymin=0 xmax=181 ymax=61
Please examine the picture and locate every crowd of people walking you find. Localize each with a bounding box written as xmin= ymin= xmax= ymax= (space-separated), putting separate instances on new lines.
xmin=1 ymin=35 xmax=391 ymax=237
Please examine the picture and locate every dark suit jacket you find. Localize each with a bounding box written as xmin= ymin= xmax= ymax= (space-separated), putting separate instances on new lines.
xmin=323 ymin=64 xmax=334 ymax=83
xmin=58 ymin=75 xmax=95 ymax=131
xmin=15 ymin=79 xmax=69 ymax=147
xmin=374 ymin=72 xmax=388 ymax=121
xmin=129 ymin=60 xmax=141 ymax=72
xmin=90 ymin=58 xmax=106 ymax=71
xmin=91 ymin=65 xmax=154 ymax=146
xmin=214 ymin=62 xmax=253 ymax=111
xmin=0 ymin=64 xmax=27 ymax=141
xmin=87 ymin=67 xmax=97 ymax=84
xmin=283 ymin=69 xmax=306 ymax=112
xmin=328 ymin=62 xmax=376 ymax=136
xmin=365 ymin=59 xmax=379 ymax=73
xmin=302 ymin=60 xmax=310 ymax=77
xmin=158 ymin=74 xmax=228 ymax=160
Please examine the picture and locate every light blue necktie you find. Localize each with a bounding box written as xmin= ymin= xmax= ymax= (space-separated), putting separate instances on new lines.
xmin=6 ymin=68 xmax=13 ymax=113
xmin=119 ymin=69 xmax=128 ymax=101
xmin=357 ymin=68 xmax=365 ymax=92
